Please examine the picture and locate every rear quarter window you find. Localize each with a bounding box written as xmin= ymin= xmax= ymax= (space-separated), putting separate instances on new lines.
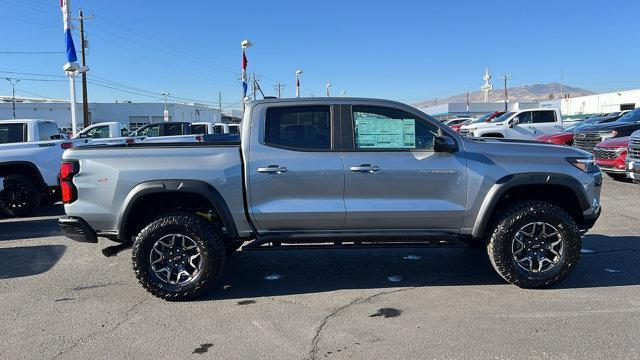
xmin=0 ymin=123 xmax=27 ymax=143
xmin=37 ymin=122 xmax=60 ymax=141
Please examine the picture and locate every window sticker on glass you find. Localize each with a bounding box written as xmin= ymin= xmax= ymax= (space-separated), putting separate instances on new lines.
xmin=354 ymin=113 xmax=415 ymax=149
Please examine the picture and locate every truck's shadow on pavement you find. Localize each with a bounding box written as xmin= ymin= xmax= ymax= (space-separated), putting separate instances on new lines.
xmin=198 ymin=234 xmax=640 ymax=301
xmin=0 ymin=204 xmax=64 ymax=241
xmin=0 ymin=245 xmax=66 ymax=279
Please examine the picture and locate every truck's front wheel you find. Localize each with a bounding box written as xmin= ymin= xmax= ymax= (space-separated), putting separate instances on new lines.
xmin=487 ymin=201 xmax=580 ymax=288
xmin=132 ymin=212 xmax=225 ymax=301
xmin=0 ymin=174 xmax=42 ymax=217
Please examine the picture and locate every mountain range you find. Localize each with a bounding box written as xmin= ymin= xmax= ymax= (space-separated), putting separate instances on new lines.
xmin=413 ymin=83 xmax=594 ymax=108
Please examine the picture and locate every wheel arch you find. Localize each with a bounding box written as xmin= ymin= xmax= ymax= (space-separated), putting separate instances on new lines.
xmin=0 ymin=161 xmax=47 ymax=190
xmin=472 ymin=173 xmax=590 ymax=239
xmin=118 ymin=180 xmax=238 ymax=242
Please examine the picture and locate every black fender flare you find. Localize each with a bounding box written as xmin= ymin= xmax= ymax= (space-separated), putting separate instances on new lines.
xmin=118 ymin=179 xmax=238 ymax=240
xmin=471 ymin=172 xmax=591 ymax=239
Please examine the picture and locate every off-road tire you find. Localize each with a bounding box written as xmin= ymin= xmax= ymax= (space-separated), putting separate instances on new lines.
xmin=487 ymin=201 xmax=580 ymax=288
xmin=132 ymin=212 xmax=225 ymax=301
xmin=0 ymin=174 xmax=42 ymax=217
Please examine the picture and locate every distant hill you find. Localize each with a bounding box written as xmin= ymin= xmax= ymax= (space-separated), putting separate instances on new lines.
xmin=414 ymin=83 xmax=594 ymax=108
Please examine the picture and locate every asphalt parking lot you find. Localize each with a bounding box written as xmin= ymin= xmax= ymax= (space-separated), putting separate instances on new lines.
xmin=0 ymin=177 xmax=639 ymax=360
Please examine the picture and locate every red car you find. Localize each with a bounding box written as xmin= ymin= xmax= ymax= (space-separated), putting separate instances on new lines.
xmin=594 ymin=136 xmax=630 ymax=180
xmin=450 ymin=111 xmax=504 ymax=132
xmin=535 ymin=131 xmax=574 ymax=145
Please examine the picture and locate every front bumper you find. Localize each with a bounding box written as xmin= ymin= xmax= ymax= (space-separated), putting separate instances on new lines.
xmin=58 ymin=216 xmax=98 ymax=243
xmin=627 ymin=159 xmax=640 ymax=182
xmin=579 ymin=206 xmax=601 ymax=232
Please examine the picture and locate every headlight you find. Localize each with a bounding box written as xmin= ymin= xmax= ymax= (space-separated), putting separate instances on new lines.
xmin=599 ymin=131 xmax=618 ymax=140
xmin=567 ymin=157 xmax=600 ymax=173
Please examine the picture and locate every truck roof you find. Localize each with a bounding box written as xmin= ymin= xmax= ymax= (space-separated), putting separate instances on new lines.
xmin=0 ymin=119 xmax=56 ymax=124
xmin=248 ymin=97 xmax=411 ymax=108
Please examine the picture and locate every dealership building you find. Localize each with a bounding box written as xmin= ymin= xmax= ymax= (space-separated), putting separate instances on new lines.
xmin=417 ymin=88 xmax=639 ymax=120
xmin=0 ymin=97 xmax=227 ymax=130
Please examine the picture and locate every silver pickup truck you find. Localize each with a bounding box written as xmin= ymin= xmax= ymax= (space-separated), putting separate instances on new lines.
xmin=59 ymin=98 xmax=602 ymax=301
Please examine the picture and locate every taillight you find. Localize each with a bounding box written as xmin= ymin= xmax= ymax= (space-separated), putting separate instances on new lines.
xmin=196 ymin=135 xmax=203 ymax=142
xmin=125 ymin=138 xmax=135 ymax=145
xmin=60 ymin=161 xmax=79 ymax=203
xmin=61 ymin=142 xmax=73 ymax=149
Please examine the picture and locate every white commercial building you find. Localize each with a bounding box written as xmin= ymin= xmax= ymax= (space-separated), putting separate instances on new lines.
xmin=540 ymin=89 xmax=639 ymax=116
xmin=418 ymin=101 xmax=540 ymax=120
xmin=0 ymin=97 xmax=223 ymax=130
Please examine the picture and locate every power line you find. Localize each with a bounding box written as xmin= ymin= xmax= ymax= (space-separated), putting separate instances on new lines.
xmin=0 ymin=51 xmax=69 ymax=54
xmin=0 ymin=16 xmax=58 ymax=29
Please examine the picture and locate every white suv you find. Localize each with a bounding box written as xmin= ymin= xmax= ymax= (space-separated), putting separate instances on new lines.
xmin=460 ymin=109 xmax=563 ymax=139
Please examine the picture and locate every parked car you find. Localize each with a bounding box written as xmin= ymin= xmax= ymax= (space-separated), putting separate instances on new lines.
xmin=573 ymin=108 xmax=640 ymax=154
xmin=0 ymin=119 xmax=83 ymax=216
xmin=449 ymin=112 xmax=504 ymax=132
xmin=535 ymin=116 xmax=621 ymax=145
xmin=593 ymin=136 xmax=630 ymax=180
xmin=444 ymin=117 xmax=475 ymax=127
xmin=461 ymin=108 xmax=564 ymax=139
xmin=626 ymin=130 xmax=640 ymax=183
xmin=131 ymin=122 xmax=191 ymax=137
xmin=59 ymin=97 xmax=602 ymax=300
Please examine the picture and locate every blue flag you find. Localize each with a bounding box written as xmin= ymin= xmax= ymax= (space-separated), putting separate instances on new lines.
xmin=242 ymin=80 xmax=248 ymax=98
xmin=65 ymin=28 xmax=77 ymax=63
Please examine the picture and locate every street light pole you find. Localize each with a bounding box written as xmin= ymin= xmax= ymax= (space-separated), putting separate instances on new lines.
xmin=295 ymin=70 xmax=303 ymax=98
xmin=326 ymin=83 xmax=331 ymax=97
xmin=5 ymin=78 xmax=20 ymax=119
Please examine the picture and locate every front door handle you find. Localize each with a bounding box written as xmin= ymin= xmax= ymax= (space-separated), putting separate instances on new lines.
xmin=350 ymin=164 xmax=380 ymax=173
xmin=257 ymin=165 xmax=288 ymax=174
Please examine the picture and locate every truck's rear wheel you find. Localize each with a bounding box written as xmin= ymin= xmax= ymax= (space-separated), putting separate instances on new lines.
xmin=0 ymin=174 xmax=41 ymax=217
xmin=487 ymin=201 xmax=580 ymax=288
xmin=132 ymin=212 xmax=225 ymax=301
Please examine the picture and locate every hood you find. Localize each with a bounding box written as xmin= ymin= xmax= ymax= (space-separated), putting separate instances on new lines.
xmin=578 ymin=120 xmax=640 ymax=133
xmin=536 ymin=131 xmax=571 ymax=141
xmin=597 ymin=136 xmax=630 ymax=148
xmin=466 ymin=137 xmax=592 ymax=158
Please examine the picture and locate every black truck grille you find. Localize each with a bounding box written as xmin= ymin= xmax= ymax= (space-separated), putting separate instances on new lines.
xmin=628 ymin=139 xmax=640 ymax=160
xmin=573 ymin=133 xmax=603 ymax=153
xmin=593 ymin=147 xmax=620 ymax=160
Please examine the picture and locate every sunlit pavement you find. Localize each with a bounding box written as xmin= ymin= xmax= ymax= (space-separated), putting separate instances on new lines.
xmin=1 ymin=177 xmax=639 ymax=359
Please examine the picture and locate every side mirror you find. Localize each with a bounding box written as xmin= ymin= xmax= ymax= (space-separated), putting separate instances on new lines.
xmin=508 ymin=117 xmax=519 ymax=128
xmin=433 ymin=135 xmax=457 ymax=153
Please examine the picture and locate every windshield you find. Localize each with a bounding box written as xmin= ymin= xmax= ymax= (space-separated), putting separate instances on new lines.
xmin=470 ymin=112 xmax=496 ymax=124
xmin=491 ymin=112 xmax=515 ymax=123
xmin=616 ymin=108 xmax=640 ymax=123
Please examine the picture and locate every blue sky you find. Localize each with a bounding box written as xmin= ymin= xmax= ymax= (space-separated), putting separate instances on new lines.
xmin=1 ymin=0 xmax=639 ymax=109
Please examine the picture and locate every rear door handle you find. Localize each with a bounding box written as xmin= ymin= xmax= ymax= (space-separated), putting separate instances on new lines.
xmin=257 ymin=165 xmax=287 ymax=174
xmin=350 ymin=164 xmax=380 ymax=173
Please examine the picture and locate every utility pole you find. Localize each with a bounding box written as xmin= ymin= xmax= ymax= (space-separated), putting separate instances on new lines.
xmin=274 ymin=82 xmax=284 ymax=98
xmin=251 ymin=73 xmax=257 ymax=100
xmin=218 ymin=91 xmax=222 ymax=111
xmin=465 ymin=91 xmax=470 ymax=112
xmin=161 ymin=92 xmax=169 ymax=121
xmin=78 ymin=9 xmax=93 ymax=128
xmin=499 ymin=74 xmax=511 ymax=111
xmin=5 ymin=78 xmax=20 ymax=119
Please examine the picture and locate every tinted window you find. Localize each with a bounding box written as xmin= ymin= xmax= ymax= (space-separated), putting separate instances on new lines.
xmin=532 ymin=111 xmax=556 ymax=123
xmin=352 ymin=106 xmax=439 ymax=150
xmin=85 ymin=126 xmax=110 ymax=138
xmin=265 ymin=106 xmax=330 ymax=150
xmin=492 ymin=112 xmax=515 ymax=123
xmin=618 ymin=108 xmax=640 ymax=123
xmin=38 ymin=122 xmax=60 ymax=141
xmin=229 ymin=125 xmax=240 ymax=134
xmin=190 ymin=124 xmax=207 ymax=134
xmin=213 ymin=125 xmax=224 ymax=134
xmin=164 ymin=123 xmax=184 ymax=136
xmin=138 ymin=124 xmax=160 ymax=137
xmin=518 ymin=112 xmax=533 ymax=124
xmin=0 ymin=123 xmax=27 ymax=143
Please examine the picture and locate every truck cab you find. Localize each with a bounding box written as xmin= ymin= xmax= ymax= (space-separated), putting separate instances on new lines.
xmin=73 ymin=122 xmax=129 ymax=139
xmin=132 ymin=122 xmax=191 ymax=137
xmin=461 ymin=108 xmax=563 ymax=139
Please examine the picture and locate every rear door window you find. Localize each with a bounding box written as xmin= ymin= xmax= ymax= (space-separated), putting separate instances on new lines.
xmin=0 ymin=123 xmax=27 ymax=143
xmin=164 ymin=123 xmax=184 ymax=136
xmin=37 ymin=122 xmax=60 ymax=141
xmin=138 ymin=124 xmax=160 ymax=137
xmin=532 ymin=111 xmax=556 ymax=123
xmin=265 ymin=106 xmax=331 ymax=150
xmin=515 ymin=112 xmax=532 ymax=124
